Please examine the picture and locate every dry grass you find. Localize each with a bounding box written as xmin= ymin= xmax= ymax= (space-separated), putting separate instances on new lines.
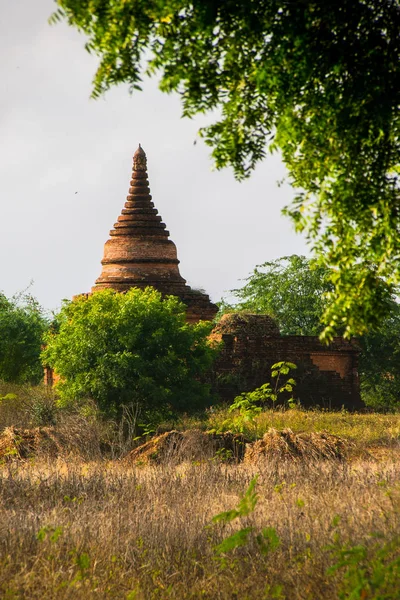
xmin=0 ymin=419 xmax=112 ymax=462
xmin=2 ymin=385 xmax=400 ymax=598
xmin=0 ymin=384 xmax=135 ymax=460
xmin=124 ymin=429 xmax=248 ymax=466
xmin=204 ymin=406 xmax=400 ymax=449
xmin=0 ymin=425 xmax=354 ymax=466
xmin=1 ymin=455 xmax=400 ymax=599
xmin=0 ymin=382 xmax=55 ymax=430
xmin=244 ymin=428 xmax=350 ymax=463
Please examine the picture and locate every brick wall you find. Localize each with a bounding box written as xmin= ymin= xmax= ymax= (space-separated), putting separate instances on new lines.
xmin=211 ymin=314 xmax=363 ymax=410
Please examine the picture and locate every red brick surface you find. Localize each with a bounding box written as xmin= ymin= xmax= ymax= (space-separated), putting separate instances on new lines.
xmin=89 ymin=146 xmax=218 ymax=322
xmin=211 ymin=314 xmax=362 ymax=410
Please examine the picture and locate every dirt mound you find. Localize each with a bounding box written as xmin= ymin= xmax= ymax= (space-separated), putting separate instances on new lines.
xmin=244 ymin=428 xmax=351 ymax=463
xmin=0 ymin=426 xmax=65 ymax=460
xmin=123 ymin=429 xmax=249 ymax=465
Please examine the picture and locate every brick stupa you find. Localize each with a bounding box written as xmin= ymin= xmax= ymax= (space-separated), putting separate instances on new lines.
xmin=91 ymin=145 xmax=218 ymax=323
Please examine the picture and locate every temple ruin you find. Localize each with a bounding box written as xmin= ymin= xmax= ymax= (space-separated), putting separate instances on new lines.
xmin=211 ymin=314 xmax=362 ymax=410
xmin=90 ymin=145 xmax=217 ymax=323
xmin=62 ymin=146 xmax=362 ymax=409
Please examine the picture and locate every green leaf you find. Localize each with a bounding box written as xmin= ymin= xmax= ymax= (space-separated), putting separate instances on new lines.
xmin=213 ymin=476 xmax=259 ymax=523
xmin=256 ymin=526 xmax=281 ymax=554
xmin=214 ymin=527 xmax=254 ymax=554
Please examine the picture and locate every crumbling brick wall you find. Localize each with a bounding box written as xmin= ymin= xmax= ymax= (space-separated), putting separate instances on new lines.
xmin=211 ymin=314 xmax=362 ymax=410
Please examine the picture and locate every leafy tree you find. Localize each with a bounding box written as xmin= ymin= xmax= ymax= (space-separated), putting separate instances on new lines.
xmin=0 ymin=292 xmax=48 ymax=384
xmin=223 ymin=255 xmax=400 ymax=409
xmin=50 ymin=1 xmax=400 ymax=339
xmin=222 ymin=255 xmax=331 ymax=335
xmin=359 ymin=308 xmax=400 ymax=410
xmin=42 ymin=287 xmax=217 ymax=418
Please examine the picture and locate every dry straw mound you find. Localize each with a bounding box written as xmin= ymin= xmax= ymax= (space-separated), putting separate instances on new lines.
xmin=212 ymin=312 xmax=280 ymax=337
xmin=124 ymin=429 xmax=248 ymax=465
xmin=0 ymin=425 xmax=352 ymax=464
xmin=0 ymin=426 xmax=65 ymax=460
xmin=244 ymin=427 xmax=351 ymax=463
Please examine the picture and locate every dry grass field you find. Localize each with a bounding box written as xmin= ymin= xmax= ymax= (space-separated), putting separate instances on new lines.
xmin=1 ymin=388 xmax=400 ymax=599
xmin=1 ymin=450 xmax=400 ymax=599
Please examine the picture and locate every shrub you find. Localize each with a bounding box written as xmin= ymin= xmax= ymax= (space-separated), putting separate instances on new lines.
xmin=42 ymin=288 xmax=218 ymax=419
xmin=0 ymin=292 xmax=48 ymax=384
xmin=0 ymin=384 xmax=58 ymax=430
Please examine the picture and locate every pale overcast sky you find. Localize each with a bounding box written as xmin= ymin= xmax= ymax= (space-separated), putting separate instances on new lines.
xmin=0 ymin=0 xmax=308 ymax=312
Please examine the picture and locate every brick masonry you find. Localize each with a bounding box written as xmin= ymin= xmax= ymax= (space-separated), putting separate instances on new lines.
xmin=210 ymin=314 xmax=363 ymax=410
xmin=90 ymin=145 xmax=218 ymax=323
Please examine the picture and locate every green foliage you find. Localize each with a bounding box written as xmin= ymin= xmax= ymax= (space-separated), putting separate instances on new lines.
xmin=212 ymin=475 xmax=258 ymax=557
xmin=228 ymin=362 xmax=297 ymax=433
xmin=227 ymin=394 xmax=263 ymax=433
xmin=0 ymin=292 xmax=48 ymax=384
xmin=224 ymin=255 xmax=331 ymax=336
xmin=358 ymin=306 xmax=400 ymax=411
xmin=71 ymin=551 xmax=91 ymax=581
xmin=256 ymin=527 xmax=281 ymax=556
xmin=51 ymin=1 xmax=400 ymax=339
xmin=214 ymin=526 xmax=254 ymax=555
xmin=327 ymin=534 xmax=400 ymax=600
xmin=28 ymin=393 xmax=57 ymax=426
xmin=212 ymin=475 xmax=259 ymax=526
xmin=37 ymin=525 xmax=64 ymax=543
xmin=211 ymin=475 xmax=281 ymax=560
xmin=42 ymin=287 xmax=217 ymax=418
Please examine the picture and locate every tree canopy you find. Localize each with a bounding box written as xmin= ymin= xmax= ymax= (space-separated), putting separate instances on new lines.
xmin=51 ymin=0 xmax=400 ymax=339
xmin=42 ymin=287 xmax=217 ymax=418
xmin=221 ymin=255 xmax=332 ymax=336
xmin=0 ymin=292 xmax=48 ymax=384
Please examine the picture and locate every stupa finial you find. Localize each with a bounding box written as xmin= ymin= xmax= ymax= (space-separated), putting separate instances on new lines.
xmin=133 ymin=144 xmax=147 ymax=172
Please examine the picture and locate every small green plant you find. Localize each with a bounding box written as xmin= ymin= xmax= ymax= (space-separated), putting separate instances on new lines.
xmin=29 ymin=396 xmax=57 ymax=426
xmin=213 ymin=447 xmax=233 ymax=462
xmin=210 ymin=476 xmax=281 ymax=562
xmin=227 ymin=394 xmax=263 ymax=434
xmin=327 ymin=538 xmax=400 ymax=599
xmin=36 ymin=525 xmax=64 ymax=543
xmin=71 ymin=551 xmax=91 ymax=581
xmin=227 ymin=361 xmax=297 ymax=433
xmin=327 ymin=517 xmax=400 ymax=599
xmin=231 ymin=361 xmax=296 ymax=409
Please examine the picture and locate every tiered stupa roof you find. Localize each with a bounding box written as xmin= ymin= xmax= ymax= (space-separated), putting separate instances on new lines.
xmin=92 ymin=145 xmax=217 ymax=323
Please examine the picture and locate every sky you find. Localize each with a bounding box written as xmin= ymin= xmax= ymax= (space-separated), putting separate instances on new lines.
xmin=0 ymin=0 xmax=308 ymax=313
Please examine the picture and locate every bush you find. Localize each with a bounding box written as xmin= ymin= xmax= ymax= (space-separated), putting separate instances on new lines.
xmin=0 ymin=292 xmax=48 ymax=384
xmin=42 ymin=288 xmax=218 ymax=419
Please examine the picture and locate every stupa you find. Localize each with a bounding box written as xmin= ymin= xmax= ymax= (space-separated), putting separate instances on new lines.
xmin=91 ymin=145 xmax=218 ymax=323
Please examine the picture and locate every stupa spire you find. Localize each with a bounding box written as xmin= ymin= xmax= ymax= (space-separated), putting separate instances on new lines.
xmin=92 ymin=145 xmax=185 ymax=293
xmin=92 ymin=146 xmax=218 ymax=322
